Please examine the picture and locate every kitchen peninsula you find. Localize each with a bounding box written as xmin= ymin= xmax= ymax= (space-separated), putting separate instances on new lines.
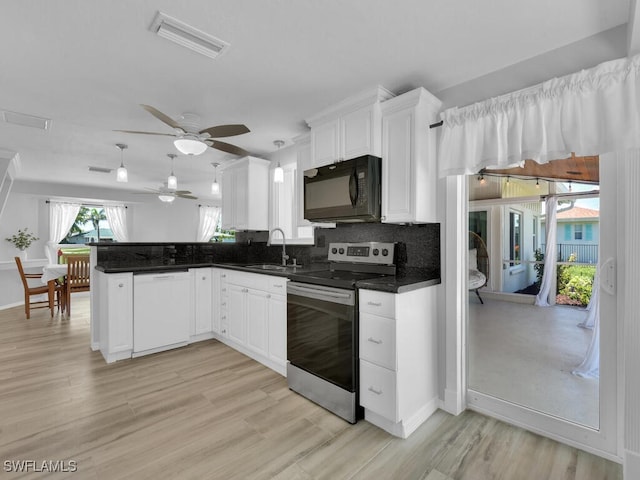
xmin=90 ymin=228 xmax=440 ymax=365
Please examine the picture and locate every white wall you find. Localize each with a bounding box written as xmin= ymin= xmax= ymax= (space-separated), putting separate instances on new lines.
xmin=129 ymin=200 xmax=199 ymax=242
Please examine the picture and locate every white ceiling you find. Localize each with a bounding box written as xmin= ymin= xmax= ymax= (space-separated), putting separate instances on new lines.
xmin=0 ymin=0 xmax=632 ymax=201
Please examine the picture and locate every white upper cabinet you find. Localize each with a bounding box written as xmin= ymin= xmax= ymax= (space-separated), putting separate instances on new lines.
xmin=221 ymin=156 xmax=270 ymax=231
xmin=306 ymin=86 xmax=394 ymax=168
xmin=381 ymin=88 xmax=442 ymax=224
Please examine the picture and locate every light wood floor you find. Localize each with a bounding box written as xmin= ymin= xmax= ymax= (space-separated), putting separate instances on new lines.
xmin=0 ymin=298 xmax=622 ymax=479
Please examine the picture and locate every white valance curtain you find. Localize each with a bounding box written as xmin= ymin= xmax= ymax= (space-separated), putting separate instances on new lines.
xmin=104 ymin=205 xmax=129 ymax=242
xmin=438 ymin=54 xmax=640 ymax=177
xmin=47 ymin=201 xmax=81 ymax=262
xmin=196 ymin=206 xmax=221 ymax=242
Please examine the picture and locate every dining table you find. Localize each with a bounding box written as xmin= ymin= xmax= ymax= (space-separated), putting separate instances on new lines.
xmin=41 ymin=264 xmax=68 ymax=314
xmin=41 ymin=264 xmax=68 ymax=284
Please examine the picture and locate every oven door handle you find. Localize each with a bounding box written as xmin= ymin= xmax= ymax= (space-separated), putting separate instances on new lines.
xmin=288 ymin=284 xmax=352 ymax=300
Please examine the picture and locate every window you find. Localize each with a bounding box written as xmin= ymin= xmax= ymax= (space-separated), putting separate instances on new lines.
xmin=509 ymin=211 xmax=522 ymax=264
xmin=61 ymin=206 xmax=114 ymax=244
xmin=574 ymin=224 xmax=583 ymax=240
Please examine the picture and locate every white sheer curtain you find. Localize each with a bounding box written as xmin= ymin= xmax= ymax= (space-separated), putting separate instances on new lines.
xmin=104 ymin=205 xmax=129 ymax=242
xmin=196 ymin=206 xmax=221 ymax=242
xmin=47 ymin=201 xmax=81 ymax=263
xmin=572 ymin=267 xmax=600 ymax=378
xmin=535 ymin=196 xmax=558 ymax=307
xmin=438 ymin=54 xmax=640 ymax=177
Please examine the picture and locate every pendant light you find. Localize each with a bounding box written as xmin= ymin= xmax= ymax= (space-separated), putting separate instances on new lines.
xmin=273 ymin=140 xmax=284 ymax=184
xmin=211 ymin=162 xmax=220 ymax=195
xmin=167 ymin=153 xmax=178 ymax=191
xmin=115 ymin=143 xmax=128 ymax=183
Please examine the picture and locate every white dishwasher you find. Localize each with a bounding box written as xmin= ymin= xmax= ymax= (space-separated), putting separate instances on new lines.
xmin=133 ymin=270 xmax=191 ymax=356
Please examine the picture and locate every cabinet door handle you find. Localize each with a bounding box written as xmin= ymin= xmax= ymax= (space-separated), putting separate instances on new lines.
xmin=118 ymin=283 xmax=124 ymax=288
xmin=367 ymin=301 xmax=382 ymax=307
xmin=202 ymin=276 xmax=206 ymax=280
xmin=367 ymin=337 xmax=383 ymax=345
xmin=221 ymin=274 xmax=226 ymax=278
xmin=242 ymin=288 xmax=248 ymax=293
xmin=368 ymin=386 xmax=383 ymax=395
xmin=222 ymin=329 xmax=226 ymax=333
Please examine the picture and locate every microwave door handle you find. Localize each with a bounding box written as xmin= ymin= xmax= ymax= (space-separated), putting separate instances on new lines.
xmin=348 ymin=169 xmax=358 ymax=207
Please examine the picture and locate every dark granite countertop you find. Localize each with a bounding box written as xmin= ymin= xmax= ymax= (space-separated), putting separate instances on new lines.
xmin=95 ymin=263 xmax=439 ymax=293
xmin=355 ymin=267 xmax=441 ymax=293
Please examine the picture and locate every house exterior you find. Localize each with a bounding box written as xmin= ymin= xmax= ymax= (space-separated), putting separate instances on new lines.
xmin=542 ymin=205 xmax=600 ymax=264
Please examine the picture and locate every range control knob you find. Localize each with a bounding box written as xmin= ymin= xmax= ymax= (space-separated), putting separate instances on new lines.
xmin=372 ymin=248 xmax=380 ymax=256
xmin=331 ymin=247 xmax=338 ymax=254
xmin=382 ymin=248 xmax=389 ymax=256
xmin=338 ymin=248 xmax=345 ymax=254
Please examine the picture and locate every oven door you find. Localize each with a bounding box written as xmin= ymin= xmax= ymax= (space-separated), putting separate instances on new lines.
xmin=287 ymin=282 xmax=357 ymax=392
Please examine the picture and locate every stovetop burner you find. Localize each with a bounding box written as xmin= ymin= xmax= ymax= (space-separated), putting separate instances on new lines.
xmin=289 ymin=242 xmax=396 ymax=289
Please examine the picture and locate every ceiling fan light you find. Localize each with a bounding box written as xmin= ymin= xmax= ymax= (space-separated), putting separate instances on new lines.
xmin=158 ymin=194 xmax=175 ymax=203
xmin=116 ymin=165 xmax=128 ymax=183
xmin=211 ymin=180 xmax=220 ymax=195
xmin=273 ymin=163 xmax=284 ymax=184
xmin=174 ymin=137 xmax=207 ymax=155
xmin=167 ymin=174 xmax=177 ymax=190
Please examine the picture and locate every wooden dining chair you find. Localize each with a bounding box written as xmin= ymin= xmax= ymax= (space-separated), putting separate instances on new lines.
xmin=15 ymin=257 xmax=65 ymax=319
xmin=66 ymin=255 xmax=90 ymax=315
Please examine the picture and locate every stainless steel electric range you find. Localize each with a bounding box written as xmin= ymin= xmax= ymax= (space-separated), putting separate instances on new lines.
xmin=286 ymin=242 xmax=396 ymax=423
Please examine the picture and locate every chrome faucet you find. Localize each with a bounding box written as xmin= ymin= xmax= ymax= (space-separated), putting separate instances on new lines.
xmin=267 ymin=228 xmax=289 ymax=266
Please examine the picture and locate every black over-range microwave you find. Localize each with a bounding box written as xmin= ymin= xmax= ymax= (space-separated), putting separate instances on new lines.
xmin=303 ymin=155 xmax=381 ymax=223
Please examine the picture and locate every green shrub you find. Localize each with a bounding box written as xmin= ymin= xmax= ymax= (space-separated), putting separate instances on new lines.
xmin=558 ymin=265 xmax=596 ymax=306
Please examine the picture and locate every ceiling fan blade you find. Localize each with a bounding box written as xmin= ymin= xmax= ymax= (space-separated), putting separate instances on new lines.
xmin=208 ymin=140 xmax=250 ymax=157
xmin=174 ymin=190 xmax=192 ymax=195
xmin=178 ymin=194 xmax=198 ymax=200
xmin=199 ymin=124 xmax=250 ymax=138
xmin=140 ymin=104 xmax=184 ymax=131
xmin=114 ymin=129 xmax=175 ymax=137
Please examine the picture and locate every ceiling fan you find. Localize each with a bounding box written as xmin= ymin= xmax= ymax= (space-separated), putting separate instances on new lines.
xmin=116 ymin=104 xmax=250 ymax=156
xmin=136 ymin=185 xmax=198 ymax=203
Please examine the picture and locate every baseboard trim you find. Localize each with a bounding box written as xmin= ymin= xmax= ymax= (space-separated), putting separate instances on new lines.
xmin=365 ymin=398 xmax=439 ymax=438
xmin=625 ymin=450 xmax=640 ymax=479
xmin=0 ymin=301 xmax=23 ymax=311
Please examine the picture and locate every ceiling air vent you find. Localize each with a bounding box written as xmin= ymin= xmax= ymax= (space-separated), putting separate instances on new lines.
xmin=149 ymin=12 xmax=229 ymax=60
xmin=2 ymin=110 xmax=51 ymax=130
xmin=88 ymin=166 xmax=113 ymax=174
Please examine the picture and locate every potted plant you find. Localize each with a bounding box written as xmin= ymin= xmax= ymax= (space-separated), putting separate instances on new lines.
xmin=5 ymin=228 xmax=39 ymax=260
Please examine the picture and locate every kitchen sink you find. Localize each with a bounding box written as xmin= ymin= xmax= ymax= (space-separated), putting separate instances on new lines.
xmin=243 ymin=264 xmax=289 ymax=271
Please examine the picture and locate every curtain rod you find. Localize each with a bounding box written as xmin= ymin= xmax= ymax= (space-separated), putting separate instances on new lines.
xmin=430 ymin=120 xmax=443 ymax=129
xmin=45 ymin=200 xmax=127 ymax=208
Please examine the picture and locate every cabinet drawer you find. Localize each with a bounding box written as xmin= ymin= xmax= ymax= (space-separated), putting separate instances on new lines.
xmin=359 ymin=290 xmax=395 ymax=317
xmin=268 ymin=276 xmax=287 ymax=294
xmin=360 ymin=360 xmax=397 ymax=421
xmin=359 ymin=312 xmax=396 ymax=370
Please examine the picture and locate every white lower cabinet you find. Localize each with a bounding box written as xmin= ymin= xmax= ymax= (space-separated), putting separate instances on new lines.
xmin=96 ymin=271 xmax=133 ymax=364
xmin=217 ymin=270 xmax=287 ymax=376
xmin=191 ymin=268 xmax=213 ymax=339
xmin=359 ymin=286 xmax=438 ymax=438
xmin=246 ymin=289 xmax=269 ymax=357
xmin=267 ymin=292 xmax=287 ymax=366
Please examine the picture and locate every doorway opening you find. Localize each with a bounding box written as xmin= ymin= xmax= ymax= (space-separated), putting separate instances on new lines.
xmin=467 ymin=163 xmax=601 ymax=429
